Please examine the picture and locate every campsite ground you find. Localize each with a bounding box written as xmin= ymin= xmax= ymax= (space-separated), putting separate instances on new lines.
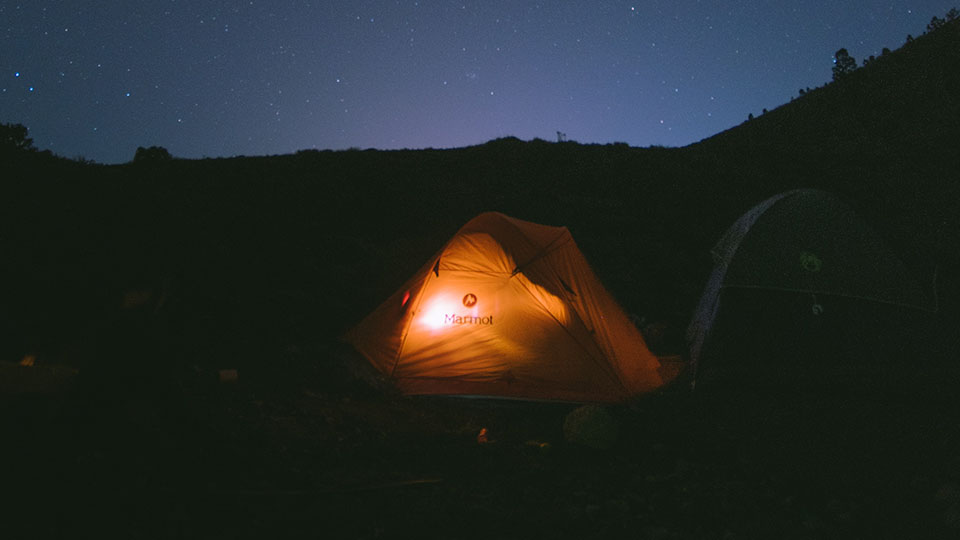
xmin=4 ymin=334 xmax=959 ymax=539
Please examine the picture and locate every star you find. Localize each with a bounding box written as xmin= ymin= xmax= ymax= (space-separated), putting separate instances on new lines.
xmin=3 ymin=2 xmax=950 ymax=162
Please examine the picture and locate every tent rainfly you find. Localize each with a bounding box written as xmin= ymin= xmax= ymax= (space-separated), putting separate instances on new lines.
xmin=685 ymin=189 xmax=930 ymax=387
xmin=346 ymin=212 xmax=664 ymax=403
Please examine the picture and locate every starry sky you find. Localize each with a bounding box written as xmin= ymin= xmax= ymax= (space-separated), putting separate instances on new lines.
xmin=2 ymin=1 xmax=956 ymax=163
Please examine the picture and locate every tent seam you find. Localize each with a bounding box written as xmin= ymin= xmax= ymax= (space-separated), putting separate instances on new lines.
xmin=719 ymin=284 xmax=933 ymax=311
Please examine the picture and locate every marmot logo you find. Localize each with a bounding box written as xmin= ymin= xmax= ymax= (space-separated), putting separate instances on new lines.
xmin=444 ymin=314 xmax=493 ymax=325
xmin=462 ymin=293 xmax=477 ymax=307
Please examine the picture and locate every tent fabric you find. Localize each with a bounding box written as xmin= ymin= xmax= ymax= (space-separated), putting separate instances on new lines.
xmin=685 ymin=189 xmax=928 ymax=385
xmin=346 ymin=212 xmax=663 ymax=403
xmin=685 ymin=190 xmax=796 ymax=374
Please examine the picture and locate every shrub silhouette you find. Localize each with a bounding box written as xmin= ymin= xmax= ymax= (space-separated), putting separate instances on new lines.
xmin=0 ymin=122 xmax=35 ymax=152
xmin=133 ymin=145 xmax=173 ymax=163
xmin=927 ymin=15 xmax=946 ymax=33
xmin=832 ymin=48 xmax=857 ymax=81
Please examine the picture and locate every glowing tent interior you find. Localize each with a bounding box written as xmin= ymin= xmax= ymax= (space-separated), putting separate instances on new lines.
xmin=345 ymin=212 xmax=665 ymax=403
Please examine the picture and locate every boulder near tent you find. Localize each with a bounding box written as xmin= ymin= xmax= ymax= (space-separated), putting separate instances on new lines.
xmin=345 ymin=212 xmax=664 ymax=403
xmin=686 ymin=189 xmax=930 ymax=389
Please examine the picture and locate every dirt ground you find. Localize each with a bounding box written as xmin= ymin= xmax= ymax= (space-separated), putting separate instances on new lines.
xmin=3 ymin=335 xmax=959 ymax=540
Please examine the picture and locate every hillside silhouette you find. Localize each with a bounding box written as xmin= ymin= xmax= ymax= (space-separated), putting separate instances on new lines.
xmin=2 ymin=16 xmax=959 ymax=539
xmin=6 ymin=20 xmax=958 ymax=357
xmin=687 ymin=19 xmax=959 ymax=271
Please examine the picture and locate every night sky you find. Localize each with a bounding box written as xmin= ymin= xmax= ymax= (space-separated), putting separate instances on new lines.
xmin=2 ymin=1 xmax=956 ymax=164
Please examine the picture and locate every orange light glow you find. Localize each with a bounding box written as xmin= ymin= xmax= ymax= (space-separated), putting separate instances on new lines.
xmin=417 ymin=290 xmax=480 ymax=331
xmin=521 ymin=279 xmax=570 ymax=326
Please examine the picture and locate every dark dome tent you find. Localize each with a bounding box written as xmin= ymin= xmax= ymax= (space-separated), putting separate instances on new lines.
xmin=686 ymin=189 xmax=932 ymax=391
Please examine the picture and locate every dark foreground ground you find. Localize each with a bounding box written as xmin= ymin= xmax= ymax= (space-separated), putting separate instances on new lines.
xmin=3 ymin=331 xmax=959 ymax=540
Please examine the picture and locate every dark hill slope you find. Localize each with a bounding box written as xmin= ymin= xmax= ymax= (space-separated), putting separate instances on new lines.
xmin=3 ymin=21 xmax=959 ymax=369
xmin=683 ymin=20 xmax=960 ymax=271
xmin=3 ymin=141 xmax=696 ymax=368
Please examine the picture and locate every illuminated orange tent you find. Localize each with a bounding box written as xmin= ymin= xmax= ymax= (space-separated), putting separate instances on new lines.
xmin=345 ymin=212 xmax=663 ymax=403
